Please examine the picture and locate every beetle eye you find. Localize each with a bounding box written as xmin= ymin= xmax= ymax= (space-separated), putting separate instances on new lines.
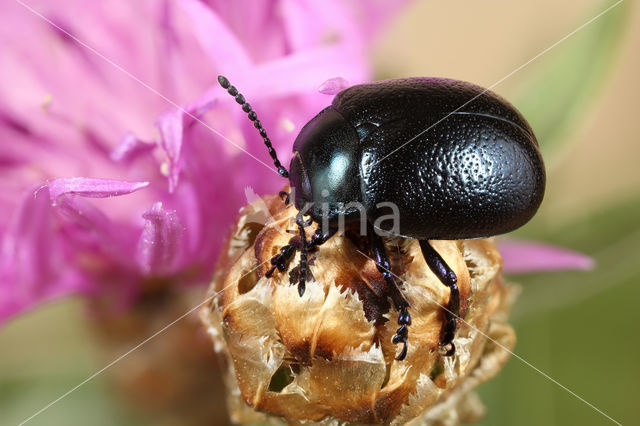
xmin=289 ymin=152 xmax=312 ymax=209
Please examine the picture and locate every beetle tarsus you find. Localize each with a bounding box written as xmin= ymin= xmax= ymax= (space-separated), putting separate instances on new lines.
xmin=397 ymin=342 xmax=408 ymax=361
xmin=266 ymin=215 xmax=334 ymax=296
xmin=419 ymin=240 xmax=459 ymax=357
xmin=369 ymin=226 xmax=412 ymax=361
xmin=393 ymin=306 xmax=411 ymax=360
xmin=296 ymin=212 xmax=309 ymax=296
xmin=443 ymin=342 xmax=456 ymax=357
xmin=266 ymin=243 xmax=296 ymax=278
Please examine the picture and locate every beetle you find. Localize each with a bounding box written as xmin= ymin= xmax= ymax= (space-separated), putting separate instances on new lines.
xmin=217 ymin=75 xmax=545 ymax=361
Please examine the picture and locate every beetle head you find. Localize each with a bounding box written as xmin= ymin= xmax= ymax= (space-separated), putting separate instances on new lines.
xmin=289 ymin=107 xmax=362 ymax=225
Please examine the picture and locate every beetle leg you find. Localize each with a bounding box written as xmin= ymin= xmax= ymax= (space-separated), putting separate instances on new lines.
xmin=369 ymin=227 xmax=411 ymax=361
xmin=292 ymin=214 xmax=333 ymax=296
xmin=418 ymin=240 xmax=459 ymax=356
xmin=266 ymin=218 xmax=337 ymax=296
xmin=265 ymin=243 xmax=297 ymax=277
xmin=295 ymin=212 xmax=309 ymax=297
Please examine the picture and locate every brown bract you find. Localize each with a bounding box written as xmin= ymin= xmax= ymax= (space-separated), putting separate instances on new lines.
xmin=201 ymin=190 xmax=517 ymax=425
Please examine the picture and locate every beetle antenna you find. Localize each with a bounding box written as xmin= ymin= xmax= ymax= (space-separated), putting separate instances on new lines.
xmin=217 ymin=75 xmax=289 ymax=178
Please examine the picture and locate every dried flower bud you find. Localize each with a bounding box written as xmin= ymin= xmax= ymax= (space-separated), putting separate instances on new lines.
xmin=201 ymin=191 xmax=517 ymax=425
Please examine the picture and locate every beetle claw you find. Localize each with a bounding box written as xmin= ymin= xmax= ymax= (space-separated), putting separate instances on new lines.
xmin=440 ymin=342 xmax=455 ymax=357
xmin=392 ymin=307 xmax=411 ymax=359
xmin=265 ymin=265 xmax=277 ymax=278
xmin=395 ymin=339 xmax=408 ymax=361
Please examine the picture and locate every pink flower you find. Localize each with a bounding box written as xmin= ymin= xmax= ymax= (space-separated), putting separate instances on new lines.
xmin=0 ymin=0 xmax=409 ymax=324
xmin=0 ymin=0 xmax=591 ymax=327
xmin=499 ymin=239 xmax=594 ymax=274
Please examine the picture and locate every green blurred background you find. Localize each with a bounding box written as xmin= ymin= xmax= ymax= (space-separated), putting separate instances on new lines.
xmin=377 ymin=1 xmax=638 ymax=425
xmin=1 ymin=1 xmax=638 ymax=425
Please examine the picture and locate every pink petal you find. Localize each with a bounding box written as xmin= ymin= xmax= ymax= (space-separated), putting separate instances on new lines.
xmin=239 ymin=46 xmax=368 ymax=98
xmin=178 ymin=0 xmax=253 ymax=71
xmin=46 ymin=178 xmax=151 ymax=267
xmin=0 ymin=0 xmax=414 ymax=326
xmin=50 ymin=192 xmax=140 ymax=269
xmin=110 ymin=132 xmax=155 ymax=163
xmin=190 ymin=98 xmax=217 ymax=119
xmin=137 ymin=202 xmax=184 ymax=276
xmin=48 ymin=177 xmax=150 ymax=204
xmin=499 ymin=239 xmax=595 ymax=274
xmin=0 ymin=187 xmax=93 ymax=324
xmin=190 ymin=44 xmax=369 ymax=115
xmin=279 ymin=0 xmax=323 ymax=51
xmin=318 ymin=77 xmax=350 ymax=95
xmin=155 ymin=109 xmax=184 ymax=192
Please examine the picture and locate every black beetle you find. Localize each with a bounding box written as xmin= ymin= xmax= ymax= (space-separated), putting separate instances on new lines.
xmin=217 ymin=76 xmax=545 ymax=361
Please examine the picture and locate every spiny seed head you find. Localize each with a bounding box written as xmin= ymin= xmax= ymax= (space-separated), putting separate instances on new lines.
xmin=201 ymin=189 xmax=517 ymax=424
